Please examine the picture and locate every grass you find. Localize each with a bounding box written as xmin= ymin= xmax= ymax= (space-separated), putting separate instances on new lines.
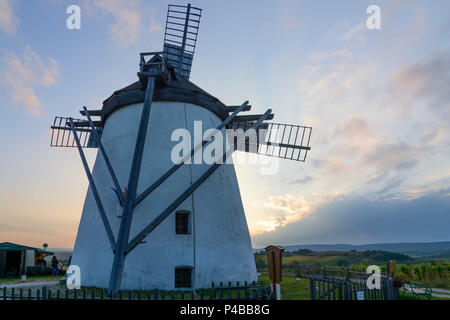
xmin=257 ymin=274 xmax=310 ymax=300
xmin=399 ymin=290 xmax=450 ymax=300
xmin=0 ymin=275 xmax=64 ymax=284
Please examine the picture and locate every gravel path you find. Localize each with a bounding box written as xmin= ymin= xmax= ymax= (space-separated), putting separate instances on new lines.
xmin=0 ymin=280 xmax=61 ymax=290
xmin=402 ymin=285 xmax=450 ymax=299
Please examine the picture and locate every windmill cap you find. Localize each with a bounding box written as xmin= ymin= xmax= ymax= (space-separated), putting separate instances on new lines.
xmin=101 ymin=76 xmax=228 ymax=122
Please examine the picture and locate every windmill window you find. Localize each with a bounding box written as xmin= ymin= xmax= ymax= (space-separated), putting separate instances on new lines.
xmin=175 ymin=267 xmax=192 ymax=288
xmin=175 ymin=210 xmax=190 ymax=234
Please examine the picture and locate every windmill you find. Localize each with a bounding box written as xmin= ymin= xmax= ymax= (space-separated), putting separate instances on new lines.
xmin=50 ymin=3 xmax=312 ymax=295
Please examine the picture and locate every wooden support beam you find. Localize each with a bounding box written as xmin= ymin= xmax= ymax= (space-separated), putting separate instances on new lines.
xmin=226 ymin=105 xmax=251 ymax=113
xmin=68 ymin=120 xmax=103 ymax=127
xmin=108 ymin=77 xmax=156 ymax=296
xmin=233 ymin=114 xmax=274 ymax=122
xmin=80 ymin=109 xmax=102 ymax=116
xmin=68 ymin=118 xmax=116 ymax=252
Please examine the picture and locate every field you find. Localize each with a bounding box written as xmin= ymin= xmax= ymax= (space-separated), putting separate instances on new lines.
xmin=257 ymin=274 xmax=450 ymax=300
xmin=255 ymin=249 xmax=450 ymax=290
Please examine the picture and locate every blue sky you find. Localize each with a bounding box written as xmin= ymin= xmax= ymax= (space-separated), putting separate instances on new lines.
xmin=0 ymin=0 xmax=449 ymax=248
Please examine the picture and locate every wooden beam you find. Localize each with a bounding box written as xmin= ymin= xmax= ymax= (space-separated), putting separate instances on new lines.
xmin=233 ymin=114 xmax=274 ymax=122
xmin=226 ymin=105 xmax=251 ymax=113
xmin=67 ymin=120 xmax=103 ymax=127
xmin=80 ymin=109 xmax=102 ymax=116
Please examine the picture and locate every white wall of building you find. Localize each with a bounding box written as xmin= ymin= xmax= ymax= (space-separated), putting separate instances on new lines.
xmin=71 ymin=101 xmax=257 ymax=290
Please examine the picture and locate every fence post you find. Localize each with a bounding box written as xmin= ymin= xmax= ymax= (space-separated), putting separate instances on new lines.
xmin=211 ymin=282 xmax=215 ymax=299
xmin=309 ymin=277 xmax=315 ymax=300
xmin=343 ymin=282 xmax=349 ymax=300
xmin=346 ymin=266 xmax=350 ymax=281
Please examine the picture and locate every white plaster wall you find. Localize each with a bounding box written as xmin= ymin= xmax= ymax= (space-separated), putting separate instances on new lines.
xmin=71 ymin=101 xmax=257 ymax=290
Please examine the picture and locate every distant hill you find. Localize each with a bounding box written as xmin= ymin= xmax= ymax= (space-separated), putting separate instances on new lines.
xmin=45 ymin=249 xmax=73 ymax=263
xmin=254 ymin=241 xmax=450 ymax=257
xmin=254 ymin=249 xmax=414 ymax=267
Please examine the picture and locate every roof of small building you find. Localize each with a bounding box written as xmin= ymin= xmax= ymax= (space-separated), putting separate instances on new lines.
xmin=101 ymin=73 xmax=229 ymax=122
xmin=0 ymin=242 xmax=54 ymax=255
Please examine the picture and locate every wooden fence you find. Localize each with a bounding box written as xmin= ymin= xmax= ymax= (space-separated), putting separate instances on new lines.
xmin=257 ymin=264 xmax=387 ymax=282
xmin=309 ymin=275 xmax=397 ymax=300
xmin=0 ymin=281 xmax=272 ymax=301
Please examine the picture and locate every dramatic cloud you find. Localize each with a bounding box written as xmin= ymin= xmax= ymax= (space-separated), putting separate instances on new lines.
xmin=251 ymin=194 xmax=322 ymax=235
xmin=1 ymin=46 xmax=60 ymax=116
xmin=0 ymin=0 xmax=19 ymax=35
xmin=252 ymin=189 xmax=450 ymax=248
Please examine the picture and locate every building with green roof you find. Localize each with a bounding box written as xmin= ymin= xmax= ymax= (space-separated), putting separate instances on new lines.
xmin=0 ymin=242 xmax=54 ymax=278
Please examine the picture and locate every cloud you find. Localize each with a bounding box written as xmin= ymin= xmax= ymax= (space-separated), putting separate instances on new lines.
xmin=364 ymin=141 xmax=418 ymax=173
xmin=309 ymin=49 xmax=352 ymax=61
xmin=90 ymin=0 xmax=142 ymax=47
xmin=290 ymin=176 xmax=313 ymax=184
xmin=335 ymin=117 xmax=371 ymax=138
xmin=338 ymin=23 xmax=366 ymax=42
xmin=88 ymin=0 xmax=161 ymax=48
xmin=251 ymin=188 xmax=450 ymax=247
xmin=0 ymin=0 xmax=19 ymax=35
xmin=251 ymin=194 xmax=322 ymax=235
xmin=390 ymin=185 xmax=448 ymax=201
xmin=1 ymin=46 xmax=60 ymax=116
xmin=392 ymin=51 xmax=450 ymax=119
xmin=322 ymin=157 xmax=351 ymax=177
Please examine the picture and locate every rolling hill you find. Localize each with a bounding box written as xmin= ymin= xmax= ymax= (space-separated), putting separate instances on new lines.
xmin=254 ymin=241 xmax=450 ymax=257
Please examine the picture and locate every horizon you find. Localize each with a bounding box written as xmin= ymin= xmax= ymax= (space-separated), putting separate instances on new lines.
xmin=0 ymin=0 xmax=449 ymax=249
xmin=38 ymin=239 xmax=450 ymax=252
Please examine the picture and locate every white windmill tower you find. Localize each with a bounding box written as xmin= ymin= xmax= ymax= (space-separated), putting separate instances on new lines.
xmin=50 ymin=4 xmax=311 ymax=294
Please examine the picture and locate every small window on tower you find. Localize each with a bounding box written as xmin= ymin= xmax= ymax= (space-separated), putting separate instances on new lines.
xmin=175 ymin=267 xmax=192 ymax=288
xmin=175 ymin=210 xmax=190 ymax=234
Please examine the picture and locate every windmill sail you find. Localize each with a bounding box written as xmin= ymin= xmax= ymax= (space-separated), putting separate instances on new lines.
xmin=230 ymin=121 xmax=312 ymax=162
xmin=163 ymin=4 xmax=202 ymax=79
xmin=50 ymin=116 xmax=102 ymax=148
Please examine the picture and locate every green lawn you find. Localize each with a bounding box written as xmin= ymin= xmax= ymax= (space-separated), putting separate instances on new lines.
xmin=0 ymin=275 xmax=64 ymax=284
xmin=258 ymin=274 xmax=310 ymax=300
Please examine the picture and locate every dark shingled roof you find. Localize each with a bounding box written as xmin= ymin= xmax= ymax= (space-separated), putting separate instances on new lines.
xmin=102 ymin=75 xmax=228 ymax=122
xmin=0 ymin=242 xmax=54 ymax=255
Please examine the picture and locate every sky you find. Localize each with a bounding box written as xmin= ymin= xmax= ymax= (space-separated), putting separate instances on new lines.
xmin=0 ymin=0 xmax=449 ymax=249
